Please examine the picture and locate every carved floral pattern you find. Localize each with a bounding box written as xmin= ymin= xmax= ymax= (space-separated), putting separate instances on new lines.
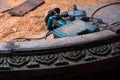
xmin=62 ymin=50 xmax=85 ymax=61
xmin=0 ymin=57 xmax=4 ymax=64
xmin=7 ymin=56 xmax=30 ymax=67
xmin=34 ymin=54 xmax=58 ymax=65
xmin=89 ymin=45 xmax=111 ymax=56
xmin=0 ymin=40 xmax=119 ymax=71
xmin=113 ymin=41 xmax=120 ymax=49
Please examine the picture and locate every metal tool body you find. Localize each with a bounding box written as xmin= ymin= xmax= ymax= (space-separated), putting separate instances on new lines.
xmin=60 ymin=5 xmax=88 ymax=21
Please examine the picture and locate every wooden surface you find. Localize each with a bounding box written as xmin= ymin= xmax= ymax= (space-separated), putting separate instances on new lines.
xmin=0 ymin=30 xmax=119 ymax=55
xmin=0 ymin=0 xmax=120 ymax=79
xmin=9 ymin=0 xmax=44 ymax=16
xmin=0 ymin=30 xmax=119 ymax=79
xmin=109 ymin=22 xmax=120 ymax=34
xmin=0 ymin=0 xmax=11 ymax=12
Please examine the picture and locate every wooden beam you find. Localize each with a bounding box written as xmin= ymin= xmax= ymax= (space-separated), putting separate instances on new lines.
xmin=0 ymin=30 xmax=119 ymax=55
xmin=9 ymin=0 xmax=44 ymax=16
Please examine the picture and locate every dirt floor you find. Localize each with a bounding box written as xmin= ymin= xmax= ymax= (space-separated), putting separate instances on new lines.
xmin=0 ymin=0 xmax=119 ymax=42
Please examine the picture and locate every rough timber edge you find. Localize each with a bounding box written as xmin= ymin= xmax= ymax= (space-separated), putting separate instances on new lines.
xmin=0 ymin=30 xmax=119 ymax=55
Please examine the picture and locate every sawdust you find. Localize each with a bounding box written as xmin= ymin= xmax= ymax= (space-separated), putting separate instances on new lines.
xmin=0 ymin=0 xmax=118 ymax=42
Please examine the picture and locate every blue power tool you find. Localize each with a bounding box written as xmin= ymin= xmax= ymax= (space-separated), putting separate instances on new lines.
xmin=45 ymin=5 xmax=99 ymax=38
xmin=45 ymin=8 xmax=66 ymax=30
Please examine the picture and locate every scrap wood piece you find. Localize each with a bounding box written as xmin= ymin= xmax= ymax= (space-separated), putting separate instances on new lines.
xmin=9 ymin=0 xmax=44 ymax=16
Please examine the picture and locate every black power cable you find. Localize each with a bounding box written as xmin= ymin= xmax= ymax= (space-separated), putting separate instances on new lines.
xmin=89 ymin=17 xmax=109 ymax=28
xmin=89 ymin=2 xmax=120 ymax=29
xmin=91 ymin=2 xmax=120 ymax=22
xmin=11 ymin=31 xmax=53 ymax=42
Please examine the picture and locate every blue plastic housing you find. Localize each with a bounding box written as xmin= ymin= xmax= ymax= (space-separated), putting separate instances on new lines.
xmin=53 ymin=20 xmax=99 ymax=38
xmin=47 ymin=16 xmax=66 ymax=30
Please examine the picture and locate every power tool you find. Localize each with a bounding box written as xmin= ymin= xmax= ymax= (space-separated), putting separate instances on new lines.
xmin=11 ymin=2 xmax=120 ymax=41
xmin=60 ymin=5 xmax=89 ymax=21
xmin=45 ymin=8 xmax=66 ymax=30
xmin=45 ymin=5 xmax=99 ymax=39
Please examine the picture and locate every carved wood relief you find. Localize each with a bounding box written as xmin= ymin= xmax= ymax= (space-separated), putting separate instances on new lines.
xmin=0 ymin=40 xmax=120 ymax=71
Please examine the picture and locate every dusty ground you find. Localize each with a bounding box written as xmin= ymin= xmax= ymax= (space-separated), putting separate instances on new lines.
xmin=0 ymin=0 xmax=119 ymax=42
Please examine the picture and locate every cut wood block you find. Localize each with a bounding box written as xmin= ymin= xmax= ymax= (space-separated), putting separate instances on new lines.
xmin=9 ymin=0 xmax=44 ymax=16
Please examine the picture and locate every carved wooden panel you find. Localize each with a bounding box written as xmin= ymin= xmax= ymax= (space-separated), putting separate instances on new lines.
xmin=0 ymin=40 xmax=120 ymax=71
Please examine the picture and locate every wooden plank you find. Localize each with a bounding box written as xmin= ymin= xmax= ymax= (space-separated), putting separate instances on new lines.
xmin=0 ymin=42 xmax=12 ymax=54
xmin=0 ymin=30 xmax=119 ymax=55
xmin=0 ymin=0 xmax=12 ymax=12
xmin=12 ymin=30 xmax=118 ymax=53
xmin=9 ymin=0 xmax=44 ymax=16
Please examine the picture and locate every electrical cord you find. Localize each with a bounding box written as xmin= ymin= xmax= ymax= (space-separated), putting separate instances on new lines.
xmin=91 ymin=2 xmax=120 ymax=22
xmin=89 ymin=17 xmax=108 ymax=28
xmin=111 ymin=21 xmax=120 ymax=25
xmin=44 ymin=30 xmax=53 ymax=40
xmin=11 ymin=31 xmax=53 ymax=42
xmin=90 ymin=2 xmax=120 ymax=29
